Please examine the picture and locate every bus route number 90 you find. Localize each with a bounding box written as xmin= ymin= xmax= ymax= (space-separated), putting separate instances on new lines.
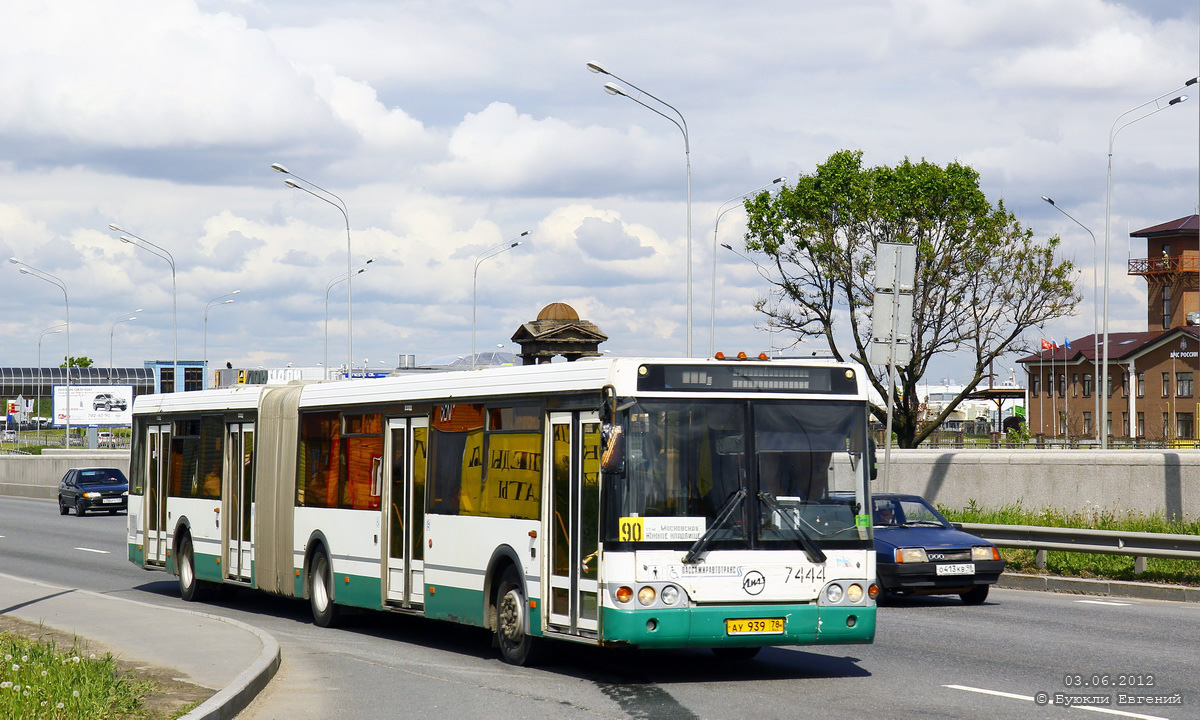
xmin=619 ymin=517 xmax=644 ymax=542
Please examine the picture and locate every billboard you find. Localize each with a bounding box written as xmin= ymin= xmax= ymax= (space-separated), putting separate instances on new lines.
xmin=52 ymin=385 xmax=134 ymax=427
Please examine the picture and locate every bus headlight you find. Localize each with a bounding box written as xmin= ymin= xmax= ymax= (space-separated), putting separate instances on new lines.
xmin=660 ymin=585 xmax=681 ymax=605
xmin=825 ymin=584 xmax=844 ymax=604
xmin=846 ymin=584 xmax=864 ymax=603
xmin=637 ymin=586 xmax=657 ymax=606
xmin=616 ymin=586 xmax=633 ymax=603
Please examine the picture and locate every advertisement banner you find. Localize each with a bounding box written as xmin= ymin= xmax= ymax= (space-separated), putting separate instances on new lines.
xmin=52 ymin=385 xmax=134 ymax=427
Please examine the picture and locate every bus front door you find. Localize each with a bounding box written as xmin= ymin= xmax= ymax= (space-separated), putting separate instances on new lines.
xmin=546 ymin=412 xmax=600 ymax=636
xmin=144 ymin=424 xmax=170 ymax=566
xmin=224 ymin=423 xmax=254 ymax=582
xmin=383 ymin=417 xmax=427 ymax=608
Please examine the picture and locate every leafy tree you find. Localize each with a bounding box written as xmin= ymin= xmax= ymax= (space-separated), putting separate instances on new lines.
xmin=59 ymin=356 xmax=93 ymax=367
xmin=742 ymin=150 xmax=1078 ymax=448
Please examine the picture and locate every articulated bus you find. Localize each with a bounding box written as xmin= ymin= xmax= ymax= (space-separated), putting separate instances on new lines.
xmin=127 ymin=356 xmax=878 ymax=664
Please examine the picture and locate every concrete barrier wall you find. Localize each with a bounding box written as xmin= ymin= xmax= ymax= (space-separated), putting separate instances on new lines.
xmin=883 ymin=449 xmax=1200 ymax=520
xmin=2 ymin=449 xmax=1197 ymax=520
xmin=0 ymin=451 xmax=131 ymax=500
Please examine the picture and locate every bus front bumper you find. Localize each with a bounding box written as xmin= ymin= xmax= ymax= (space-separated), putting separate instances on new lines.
xmin=599 ymin=602 xmax=875 ymax=649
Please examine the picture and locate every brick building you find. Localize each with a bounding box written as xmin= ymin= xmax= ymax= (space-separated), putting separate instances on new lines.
xmin=1020 ymin=214 xmax=1199 ymax=442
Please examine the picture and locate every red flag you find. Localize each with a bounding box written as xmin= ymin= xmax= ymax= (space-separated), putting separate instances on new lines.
xmin=1041 ymin=339 xmax=1053 ymax=350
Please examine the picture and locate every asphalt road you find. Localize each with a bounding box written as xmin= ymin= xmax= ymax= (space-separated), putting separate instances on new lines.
xmin=3 ymin=495 xmax=1197 ymax=720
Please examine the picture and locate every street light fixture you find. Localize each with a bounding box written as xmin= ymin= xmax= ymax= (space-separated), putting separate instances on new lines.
xmin=1041 ymin=196 xmax=1099 ymax=444
xmin=11 ymin=259 xmax=72 ymax=444
xmin=710 ymin=177 xmax=785 ymax=356
xmin=109 ymin=308 xmax=142 ymax=369
xmin=325 ymin=260 xmax=374 ymax=378
xmin=473 ymin=232 xmax=529 ymax=370
xmin=589 ymin=61 xmax=693 ymax=356
xmin=1100 ymin=80 xmax=1193 ymax=447
xmin=273 ymin=163 xmax=355 ymax=379
xmin=109 ymin=223 xmax=178 ymax=393
xmin=204 ymin=291 xmax=239 ymax=382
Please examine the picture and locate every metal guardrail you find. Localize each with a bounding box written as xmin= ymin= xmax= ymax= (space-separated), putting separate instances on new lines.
xmin=959 ymin=522 xmax=1200 ymax=573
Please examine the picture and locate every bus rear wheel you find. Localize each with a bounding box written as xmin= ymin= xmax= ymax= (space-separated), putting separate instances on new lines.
xmin=310 ymin=551 xmax=340 ymax=628
xmin=178 ymin=534 xmax=208 ymax=602
xmin=495 ymin=566 xmax=541 ymax=666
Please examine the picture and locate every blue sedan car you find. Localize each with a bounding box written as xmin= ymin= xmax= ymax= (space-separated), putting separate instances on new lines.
xmin=868 ymin=493 xmax=1004 ymax=604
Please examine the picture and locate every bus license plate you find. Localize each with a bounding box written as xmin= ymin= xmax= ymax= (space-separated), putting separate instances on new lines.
xmin=725 ymin=618 xmax=784 ymax=635
xmin=935 ymin=563 xmax=974 ymax=576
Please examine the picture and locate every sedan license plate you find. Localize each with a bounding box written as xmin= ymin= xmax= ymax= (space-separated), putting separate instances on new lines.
xmin=726 ymin=618 xmax=784 ymax=636
xmin=102 ymin=498 xmax=122 ymax=504
xmin=935 ymin=563 xmax=975 ymax=576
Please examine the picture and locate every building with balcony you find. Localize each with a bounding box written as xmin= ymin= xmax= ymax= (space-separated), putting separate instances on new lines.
xmin=1019 ymin=214 xmax=1199 ymax=443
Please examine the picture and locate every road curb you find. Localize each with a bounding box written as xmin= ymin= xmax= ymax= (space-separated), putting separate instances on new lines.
xmin=0 ymin=574 xmax=280 ymax=720
xmin=998 ymin=572 xmax=1200 ymax=603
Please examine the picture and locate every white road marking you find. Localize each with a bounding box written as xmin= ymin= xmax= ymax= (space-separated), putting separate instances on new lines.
xmin=75 ymin=547 xmax=110 ymax=554
xmin=945 ymin=685 xmax=1169 ymax=720
xmin=1075 ymin=600 xmax=1132 ymax=606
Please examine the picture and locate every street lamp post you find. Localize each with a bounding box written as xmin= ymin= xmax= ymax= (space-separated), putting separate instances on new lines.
xmin=109 ymin=224 xmax=178 ymax=392
xmin=719 ymin=242 xmax=781 ymax=354
xmin=325 ymin=260 xmax=373 ymax=378
xmin=1041 ymin=197 xmax=1099 ymax=444
xmin=11 ymin=260 xmax=71 ymax=445
xmin=204 ymin=291 xmax=239 ymax=383
xmin=710 ymin=177 xmax=785 ymax=356
xmin=109 ymin=308 xmax=141 ymax=369
xmin=473 ymin=233 xmax=529 ymax=370
xmin=37 ymin=324 xmax=65 ymax=445
xmin=1101 ymin=80 xmax=1193 ymax=448
xmin=272 ymin=164 xmax=355 ymax=379
xmin=588 ymin=62 xmax=693 ymax=356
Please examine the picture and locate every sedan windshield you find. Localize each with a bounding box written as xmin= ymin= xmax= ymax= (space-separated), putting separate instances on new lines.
xmin=603 ymin=399 xmax=869 ymax=548
xmin=78 ymin=469 xmax=127 ymax=485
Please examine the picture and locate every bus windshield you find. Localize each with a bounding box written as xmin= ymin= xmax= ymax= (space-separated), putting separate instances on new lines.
xmin=603 ymin=398 xmax=869 ymax=548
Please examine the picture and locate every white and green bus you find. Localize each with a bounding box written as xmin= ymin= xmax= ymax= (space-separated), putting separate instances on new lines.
xmin=127 ymin=356 xmax=878 ymax=664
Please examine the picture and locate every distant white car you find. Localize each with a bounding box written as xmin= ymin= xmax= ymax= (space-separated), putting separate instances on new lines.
xmin=1 ymin=430 xmax=16 ymax=442
xmin=98 ymin=431 xmax=115 ymax=447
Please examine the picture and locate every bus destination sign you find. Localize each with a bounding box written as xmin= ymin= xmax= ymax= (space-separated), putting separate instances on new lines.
xmin=637 ymin=364 xmax=858 ymax=394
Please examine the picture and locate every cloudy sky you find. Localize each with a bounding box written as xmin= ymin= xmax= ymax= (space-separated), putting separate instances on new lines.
xmin=1 ymin=0 xmax=1196 ymax=383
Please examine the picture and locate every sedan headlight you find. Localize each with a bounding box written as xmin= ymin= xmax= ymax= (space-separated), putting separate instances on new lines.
xmin=83 ymin=491 xmax=101 ymax=498
xmin=895 ymin=547 xmax=928 ymax=563
xmin=972 ymin=545 xmax=999 ymax=561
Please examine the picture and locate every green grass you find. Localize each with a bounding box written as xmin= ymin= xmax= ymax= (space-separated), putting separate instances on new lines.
xmin=938 ymin=501 xmax=1200 ymax=586
xmin=0 ymin=632 xmax=154 ymax=720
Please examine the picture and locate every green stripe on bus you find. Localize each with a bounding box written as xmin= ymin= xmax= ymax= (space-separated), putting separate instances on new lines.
xmin=128 ymin=543 xmax=143 ymax=566
xmin=423 ymin=585 xmax=486 ymax=627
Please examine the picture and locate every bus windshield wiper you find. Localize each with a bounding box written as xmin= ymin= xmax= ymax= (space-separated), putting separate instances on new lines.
xmin=682 ymin=488 xmax=746 ymax=564
xmin=758 ymin=492 xmax=827 ymax=564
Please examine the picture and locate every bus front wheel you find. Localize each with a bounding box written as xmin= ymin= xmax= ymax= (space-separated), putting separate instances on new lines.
xmin=495 ymin=566 xmax=541 ymax=666
xmin=310 ymin=551 xmax=340 ymax=628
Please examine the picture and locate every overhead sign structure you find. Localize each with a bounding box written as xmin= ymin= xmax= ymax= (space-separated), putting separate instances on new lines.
xmin=870 ymin=242 xmax=917 ymax=493
xmin=52 ymin=385 xmax=134 ymax=427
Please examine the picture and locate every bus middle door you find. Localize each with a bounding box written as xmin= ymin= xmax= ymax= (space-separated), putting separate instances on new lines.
xmin=383 ymin=417 xmax=427 ymax=609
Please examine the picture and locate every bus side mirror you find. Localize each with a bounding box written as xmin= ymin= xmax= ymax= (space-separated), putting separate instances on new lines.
xmin=600 ymin=384 xmax=617 ymax=425
xmin=868 ymin=438 xmax=878 ymax=481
